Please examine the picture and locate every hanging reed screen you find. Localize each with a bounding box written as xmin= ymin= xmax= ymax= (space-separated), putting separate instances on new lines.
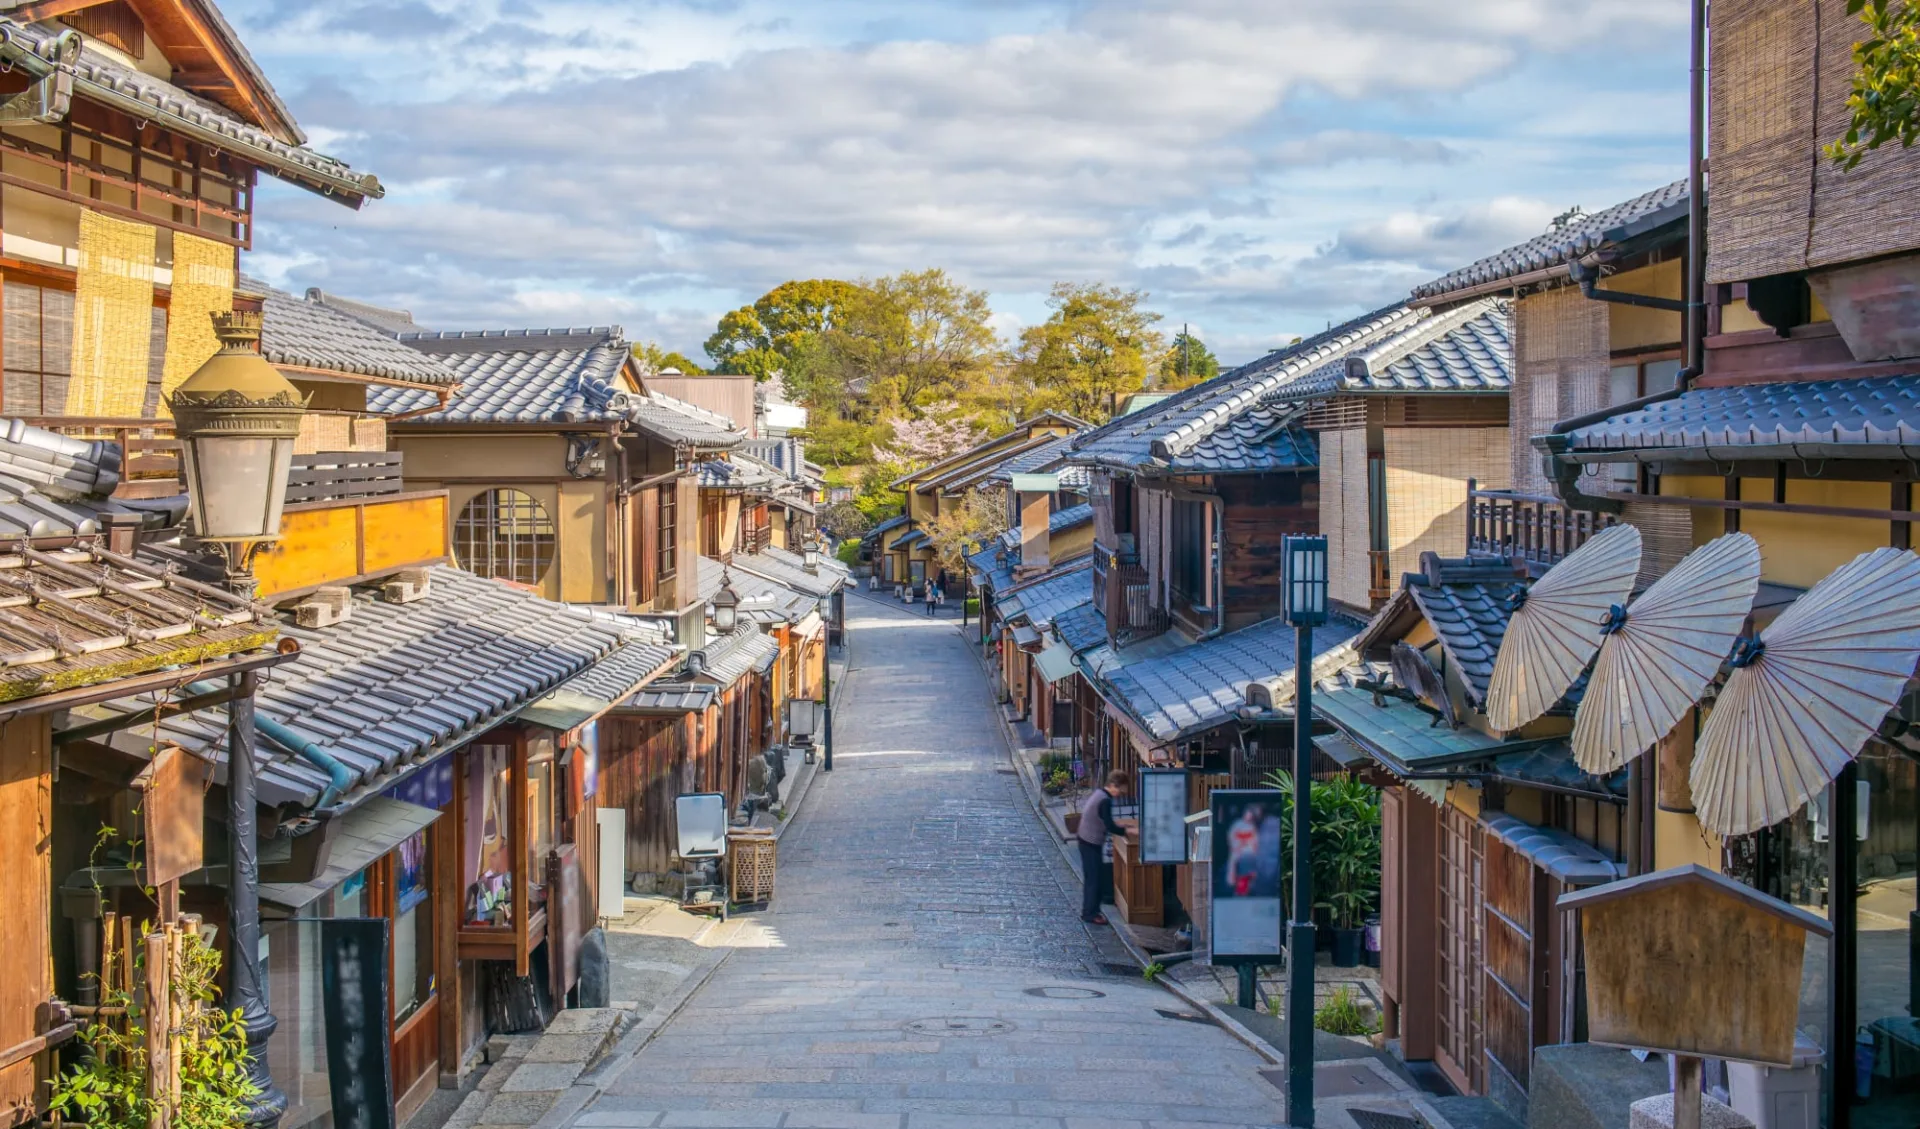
xmin=159 ymin=231 xmax=235 ymax=411
xmin=66 ymin=211 xmax=156 ymax=417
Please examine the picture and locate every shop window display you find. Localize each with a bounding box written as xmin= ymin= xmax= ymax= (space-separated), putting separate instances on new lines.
xmin=465 ymin=743 xmax=514 ymax=926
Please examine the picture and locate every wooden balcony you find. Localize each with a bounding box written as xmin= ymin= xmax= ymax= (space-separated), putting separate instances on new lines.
xmin=1096 ymin=554 xmax=1169 ymax=647
xmin=287 ymin=451 xmax=404 ymax=504
xmin=1466 ymin=480 xmax=1619 ymax=576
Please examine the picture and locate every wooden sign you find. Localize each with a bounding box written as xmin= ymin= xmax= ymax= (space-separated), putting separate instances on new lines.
xmin=142 ymin=745 xmax=209 ymax=889
xmin=320 ymin=917 xmax=395 ymax=1129
xmin=1559 ymin=864 xmax=1832 ymax=1066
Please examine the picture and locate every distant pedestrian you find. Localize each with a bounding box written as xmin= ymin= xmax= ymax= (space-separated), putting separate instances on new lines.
xmin=1077 ymin=770 xmax=1132 ymax=925
xmin=925 ymin=583 xmax=940 ymax=616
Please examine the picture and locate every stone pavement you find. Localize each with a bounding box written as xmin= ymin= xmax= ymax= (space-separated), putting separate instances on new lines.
xmin=571 ymin=595 xmax=1297 ymax=1129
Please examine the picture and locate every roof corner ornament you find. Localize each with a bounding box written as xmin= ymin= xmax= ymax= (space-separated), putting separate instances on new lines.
xmin=0 ymin=27 xmax=73 ymax=125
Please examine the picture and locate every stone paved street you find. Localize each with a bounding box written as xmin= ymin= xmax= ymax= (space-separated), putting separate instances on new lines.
xmin=576 ymin=595 xmax=1289 ymax=1129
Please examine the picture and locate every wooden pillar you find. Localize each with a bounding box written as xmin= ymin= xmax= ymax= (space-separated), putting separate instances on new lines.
xmin=0 ymin=717 xmax=51 ymax=1120
xmin=434 ymin=770 xmax=461 ymax=1086
xmin=510 ymin=731 xmax=531 ymax=978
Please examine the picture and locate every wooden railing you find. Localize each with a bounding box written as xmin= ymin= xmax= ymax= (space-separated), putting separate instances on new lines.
xmin=1105 ymin=560 xmax=1170 ymax=646
xmin=741 ymin=522 xmax=772 ymax=555
xmin=286 ymin=451 xmax=404 ymax=504
xmin=22 ymin=416 xmax=183 ymax=500
xmin=1466 ymin=480 xmax=1619 ymax=575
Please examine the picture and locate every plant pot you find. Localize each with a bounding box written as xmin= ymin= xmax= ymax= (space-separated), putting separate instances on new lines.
xmin=1330 ymin=926 xmax=1365 ymax=968
xmin=1065 ymin=811 xmax=1081 ymax=835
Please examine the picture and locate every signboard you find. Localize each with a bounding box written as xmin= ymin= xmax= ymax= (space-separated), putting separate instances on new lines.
xmin=1138 ymin=769 xmax=1188 ymax=864
xmin=1209 ymin=789 xmax=1283 ymax=963
xmin=320 ymin=917 xmax=394 ymax=1129
xmin=674 ymin=793 xmax=727 ymax=858
xmin=142 ymin=744 xmax=209 ymax=888
xmin=596 ymin=808 xmax=627 ymax=920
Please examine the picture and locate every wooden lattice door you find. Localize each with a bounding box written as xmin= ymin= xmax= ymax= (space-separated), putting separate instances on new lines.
xmin=1436 ymin=804 xmax=1485 ymax=1095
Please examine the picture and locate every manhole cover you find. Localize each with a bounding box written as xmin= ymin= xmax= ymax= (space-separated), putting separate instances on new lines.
xmin=1260 ymin=1063 xmax=1399 ymax=1099
xmin=1350 ymin=1110 xmax=1426 ymax=1129
xmin=1023 ymin=986 xmax=1106 ymax=999
xmin=902 ymin=1017 xmax=1015 ymax=1037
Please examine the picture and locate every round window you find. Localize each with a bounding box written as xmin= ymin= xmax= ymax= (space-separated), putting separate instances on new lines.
xmin=454 ymin=488 xmax=556 ymax=585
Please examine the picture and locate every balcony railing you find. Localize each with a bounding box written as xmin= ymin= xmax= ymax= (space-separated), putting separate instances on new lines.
xmin=21 ymin=417 xmax=184 ymax=500
xmin=287 ymin=451 xmax=405 ymax=504
xmin=1467 ymin=480 xmax=1619 ymax=575
xmin=742 ymin=522 xmax=772 ymax=555
xmin=1103 ymin=559 xmax=1169 ymax=647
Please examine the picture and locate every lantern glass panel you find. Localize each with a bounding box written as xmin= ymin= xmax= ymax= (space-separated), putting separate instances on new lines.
xmin=711 ymin=599 xmax=738 ymax=635
xmin=184 ymin=434 xmax=294 ymax=542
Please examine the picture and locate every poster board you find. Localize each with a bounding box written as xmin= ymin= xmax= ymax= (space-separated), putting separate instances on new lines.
xmin=1138 ymin=768 xmax=1187 ymax=864
xmin=321 ymin=917 xmax=394 ymax=1129
xmin=675 ymin=792 xmax=727 ymax=858
xmin=596 ymin=808 xmax=627 ymax=920
xmin=1209 ymin=789 xmax=1283 ymax=963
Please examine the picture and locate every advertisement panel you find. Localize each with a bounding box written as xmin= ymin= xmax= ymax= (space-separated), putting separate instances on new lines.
xmin=1209 ymin=789 xmax=1283 ymax=962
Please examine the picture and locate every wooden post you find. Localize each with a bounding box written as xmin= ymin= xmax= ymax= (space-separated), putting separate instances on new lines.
xmin=144 ymin=925 xmax=172 ymax=1129
xmin=1672 ymin=1054 xmax=1702 ymax=1129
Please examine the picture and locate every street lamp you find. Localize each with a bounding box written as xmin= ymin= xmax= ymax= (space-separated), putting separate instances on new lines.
xmin=802 ymin=537 xmax=821 ymax=573
xmin=167 ymin=309 xmax=304 ymax=1129
xmin=710 ymin=572 xmax=740 ymax=635
xmin=1280 ymin=534 xmax=1328 ymax=1129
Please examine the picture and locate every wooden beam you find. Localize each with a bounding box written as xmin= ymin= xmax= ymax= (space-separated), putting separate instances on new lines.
xmin=6 ymin=0 xmax=115 ymax=23
xmin=1602 ymin=489 xmax=1920 ymax=525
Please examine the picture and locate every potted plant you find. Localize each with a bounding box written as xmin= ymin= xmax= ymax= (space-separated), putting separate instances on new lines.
xmin=1314 ymin=777 xmax=1381 ymax=968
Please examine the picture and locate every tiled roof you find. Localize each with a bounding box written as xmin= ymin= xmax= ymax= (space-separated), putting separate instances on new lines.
xmin=997 ymin=558 xmax=1094 ymax=628
xmin=861 ymin=514 xmax=909 ymax=543
xmin=1069 ymin=305 xmax=1417 ymax=471
xmin=1405 ymin=569 xmax=1528 ymax=706
xmin=695 ymin=458 xmax=778 ymax=490
xmin=694 ymin=556 xmax=812 ymax=625
xmin=967 ymin=541 xmax=1017 ymax=593
xmin=892 ymin=530 xmax=928 ymax=551
xmin=83 ymin=566 xmax=642 ymax=811
xmin=739 ymin=437 xmax=812 ymax=479
xmin=262 ymin=290 xmax=459 ymax=385
xmin=1558 ymin=374 xmax=1920 ymax=462
xmin=1154 ymin=301 xmax=1511 ymax=475
xmin=372 ymin=329 xmax=632 ymax=423
xmin=0 ymin=19 xmax=380 ymax=205
xmin=1096 ymin=615 xmax=1360 ymax=745
xmin=623 ymin=683 xmax=718 ymax=713
xmin=304 ymin=289 xmax=421 ymax=335
xmin=986 ymin=434 xmax=1078 ymax=483
xmin=370 ymin=329 xmax=744 ymax=445
xmin=1049 ymin=602 xmax=1108 ymax=655
xmin=731 ymin=545 xmax=848 ymax=599
xmin=693 ymin=621 xmax=780 ymax=687
xmin=890 ymin=412 xmax=1088 ymax=491
xmin=1412 ymin=180 xmax=1689 ymax=301
xmin=1048 ymin=502 xmax=1094 ymax=534
xmin=0 ymin=418 xmax=183 ymax=539
xmin=518 ymin=629 xmax=681 ymax=732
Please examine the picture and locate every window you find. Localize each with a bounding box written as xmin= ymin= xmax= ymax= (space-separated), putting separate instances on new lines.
xmin=1604 ymin=357 xmax=1682 ymax=490
xmin=1169 ymin=497 xmax=1213 ymax=609
xmin=2 ymin=281 xmax=167 ymax=417
xmin=391 ymin=830 xmax=433 ymax=1024
xmin=455 ymin=489 xmax=556 ymax=585
xmin=658 ymin=485 xmax=679 ymax=581
xmin=463 ymin=743 xmax=515 ymax=927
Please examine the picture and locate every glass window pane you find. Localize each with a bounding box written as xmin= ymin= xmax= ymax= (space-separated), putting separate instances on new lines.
xmin=1643 ymin=358 xmax=1683 ymax=393
xmin=464 ymin=744 xmax=514 ymax=926
xmin=1856 ymin=742 xmax=1915 ymax=1113
xmin=1608 ymin=363 xmax=1640 ymax=406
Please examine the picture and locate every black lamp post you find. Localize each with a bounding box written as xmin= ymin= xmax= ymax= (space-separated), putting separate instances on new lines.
xmin=1280 ymin=534 xmax=1328 ymax=1129
xmin=169 ymin=311 xmax=305 ymax=1129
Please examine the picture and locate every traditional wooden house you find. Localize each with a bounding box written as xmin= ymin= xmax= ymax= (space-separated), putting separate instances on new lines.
xmin=882 ymin=411 xmax=1084 ymax=593
xmin=367 ymin=327 xmax=745 ymax=633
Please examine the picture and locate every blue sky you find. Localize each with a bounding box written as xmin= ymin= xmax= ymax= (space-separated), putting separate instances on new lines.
xmin=230 ymin=0 xmax=1690 ymax=366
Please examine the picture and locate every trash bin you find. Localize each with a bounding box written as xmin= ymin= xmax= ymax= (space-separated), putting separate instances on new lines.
xmin=1727 ymin=1033 xmax=1824 ymax=1129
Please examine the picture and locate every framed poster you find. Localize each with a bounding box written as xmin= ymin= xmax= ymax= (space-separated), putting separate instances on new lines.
xmin=1138 ymin=768 xmax=1188 ymax=864
xmin=1209 ymin=789 xmax=1283 ymax=962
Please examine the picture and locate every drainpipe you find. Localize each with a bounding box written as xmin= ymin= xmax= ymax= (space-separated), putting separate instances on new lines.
xmin=1536 ymin=0 xmax=1707 ymax=516
xmin=1568 ymin=260 xmax=1686 ymax=313
xmin=187 ymin=681 xmax=354 ymax=810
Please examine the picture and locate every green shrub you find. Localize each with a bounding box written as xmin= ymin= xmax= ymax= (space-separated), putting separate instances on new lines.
xmin=1314 ymin=986 xmax=1380 ymax=1037
xmin=835 ymin=540 xmax=860 ymax=566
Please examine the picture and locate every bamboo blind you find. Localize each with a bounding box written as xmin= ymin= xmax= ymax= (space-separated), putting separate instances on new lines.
xmin=66 ymin=210 xmax=156 ymax=417
xmin=1384 ymin=426 xmax=1510 ymax=583
xmin=1323 ymin=427 xmax=1371 ymax=609
xmin=158 ymin=231 xmax=235 ymax=413
xmin=1512 ymin=289 xmax=1606 ymax=494
xmin=1621 ymin=499 xmax=1694 ymax=589
xmin=1709 ymin=0 xmax=1920 ymax=281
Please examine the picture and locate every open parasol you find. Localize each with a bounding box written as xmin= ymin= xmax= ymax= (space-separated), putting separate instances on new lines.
xmin=1487 ymin=523 xmax=1642 ymax=732
xmin=1572 ymin=533 xmax=1761 ymax=774
xmin=1692 ymin=547 xmax=1920 ymax=837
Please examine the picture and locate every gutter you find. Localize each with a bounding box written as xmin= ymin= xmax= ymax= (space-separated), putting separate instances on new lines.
xmin=0 ymin=26 xmax=382 ymax=205
xmin=187 ymin=679 xmax=354 ymax=810
xmin=1411 ymin=262 xmax=1572 ymax=309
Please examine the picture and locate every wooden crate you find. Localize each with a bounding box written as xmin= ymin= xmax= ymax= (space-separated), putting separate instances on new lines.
xmin=728 ymin=830 xmax=776 ymax=905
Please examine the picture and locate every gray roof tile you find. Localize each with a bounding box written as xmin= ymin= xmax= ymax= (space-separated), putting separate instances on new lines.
xmin=1561 ymin=374 xmax=1920 ymax=462
xmin=997 ymin=557 xmax=1094 ymax=628
xmin=1048 ymin=502 xmax=1094 ymax=535
xmin=1412 ymin=180 xmax=1688 ymax=301
xmin=263 ymin=290 xmax=459 ymax=385
xmin=83 ymin=566 xmax=645 ymax=811
xmin=1095 ymin=616 xmax=1360 ymax=744
xmin=693 ymin=621 xmax=780 ymax=687
xmin=730 ymin=544 xmax=848 ymax=599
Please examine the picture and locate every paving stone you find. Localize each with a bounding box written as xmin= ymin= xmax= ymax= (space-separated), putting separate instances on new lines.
xmin=572 ymin=1114 xmax=662 ymax=1128
xmin=473 ymin=1091 xmax=562 ymax=1126
xmin=502 ymin=1061 xmax=585 ymax=1092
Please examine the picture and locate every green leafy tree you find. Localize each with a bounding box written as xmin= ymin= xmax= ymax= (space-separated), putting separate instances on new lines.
xmin=921 ymin=487 xmax=1009 ymax=578
xmin=632 ymin=341 xmax=706 ymax=375
xmin=841 ymin=269 xmax=999 ymax=414
xmin=1011 ymin=283 xmax=1165 ymax=422
xmin=1159 ymin=329 xmax=1221 ymax=388
xmin=704 ymin=279 xmax=869 ymax=379
xmin=1828 ymin=0 xmax=1920 ymax=168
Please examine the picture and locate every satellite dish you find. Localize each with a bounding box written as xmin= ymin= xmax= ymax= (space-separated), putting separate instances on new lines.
xmin=1572 ymin=533 xmax=1762 ymax=774
xmin=1691 ymin=547 xmax=1920 ymax=837
xmin=1391 ymin=641 xmax=1456 ymax=728
xmin=1486 ymin=524 xmax=1642 ymax=732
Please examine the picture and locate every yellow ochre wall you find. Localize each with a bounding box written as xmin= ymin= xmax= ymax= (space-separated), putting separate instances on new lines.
xmin=1602 ymin=259 xmax=1684 ymax=354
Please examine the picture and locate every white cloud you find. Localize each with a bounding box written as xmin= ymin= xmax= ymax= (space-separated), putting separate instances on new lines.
xmin=232 ymin=0 xmax=1687 ymax=356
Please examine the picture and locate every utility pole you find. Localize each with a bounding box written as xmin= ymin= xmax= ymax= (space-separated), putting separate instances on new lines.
xmin=821 ymin=622 xmax=834 ymax=772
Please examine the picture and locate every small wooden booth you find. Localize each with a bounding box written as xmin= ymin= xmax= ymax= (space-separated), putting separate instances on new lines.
xmin=1560 ymin=864 xmax=1834 ymax=1129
